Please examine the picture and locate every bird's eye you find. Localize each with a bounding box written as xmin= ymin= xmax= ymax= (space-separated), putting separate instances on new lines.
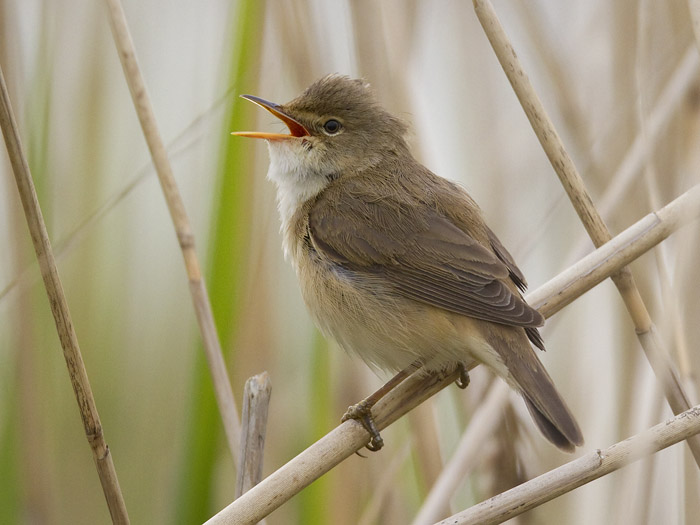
xmin=322 ymin=119 xmax=342 ymax=135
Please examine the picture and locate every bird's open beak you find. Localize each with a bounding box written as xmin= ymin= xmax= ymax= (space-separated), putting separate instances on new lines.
xmin=231 ymin=95 xmax=309 ymax=140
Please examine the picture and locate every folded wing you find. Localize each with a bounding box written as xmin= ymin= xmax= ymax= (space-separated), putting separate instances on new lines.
xmin=308 ymin=183 xmax=544 ymax=330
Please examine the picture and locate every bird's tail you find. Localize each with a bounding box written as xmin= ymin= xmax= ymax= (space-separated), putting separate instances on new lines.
xmin=487 ymin=326 xmax=584 ymax=452
xmin=517 ymin=354 xmax=583 ymax=453
xmin=522 ymin=393 xmax=583 ymax=453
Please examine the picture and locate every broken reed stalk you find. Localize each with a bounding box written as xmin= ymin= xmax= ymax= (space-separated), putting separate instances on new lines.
xmin=0 ymin=66 xmax=130 ymax=523
xmin=437 ymin=404 xmax=700 ymax=525
xmin=473 ymin=0 xmax=700 ymax=467
xmin=206 ymin=369 xmax=461 ymax=525
xmin=236 ymin=372 xmax=272 ymax=499
xmin=204 ymin=186 xmax=700 ymax=525
xmin=102 ymin=0 xmax=241 ymax=465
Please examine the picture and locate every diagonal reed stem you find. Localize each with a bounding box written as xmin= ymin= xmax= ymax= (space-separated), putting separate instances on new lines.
xmin=204 ymin=184 xmax=700 ymax=525
xmin=473 ymin=0 xmax=700 ymax=468
xmin=529 ymin=184 xmax=700 ymax=316
xmin=437 ymin=404 xmax=700 ymax=525
xmin=411 ymin=382 xmax=511 ymax=525
xmin=414 ymin=184 xmax=700 ymax=525
xmin=0 ymin=66 xmax=130 ymax=523
xmin=102 ymin=0 xmax=241 ymax=466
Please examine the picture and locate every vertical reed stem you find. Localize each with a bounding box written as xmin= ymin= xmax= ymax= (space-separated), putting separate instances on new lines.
xmin=0 ymin=65 xmax=130 ymax=524
xmin=102 ymin=0 xmax=241 ymax=466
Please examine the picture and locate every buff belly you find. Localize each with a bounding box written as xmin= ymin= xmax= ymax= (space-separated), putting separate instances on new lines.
xmin=295 ymin=254 xmax=509 ymax=380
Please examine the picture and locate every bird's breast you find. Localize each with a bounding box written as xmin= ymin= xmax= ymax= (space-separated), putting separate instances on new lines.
xmin=286 ymin=223 xmax=465 ymax=372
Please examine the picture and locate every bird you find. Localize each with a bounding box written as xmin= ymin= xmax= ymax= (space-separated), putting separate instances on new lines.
xmin=232 ymin=74 xmax=584 ymax=453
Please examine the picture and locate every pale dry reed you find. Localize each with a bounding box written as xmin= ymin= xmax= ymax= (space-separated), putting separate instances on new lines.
xmin=1 ymin=1 xmax=698 ymax=524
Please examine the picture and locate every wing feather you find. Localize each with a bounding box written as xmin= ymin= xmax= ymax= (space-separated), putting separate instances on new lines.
xmin=308 ymin=182 xmax=544 ymax=329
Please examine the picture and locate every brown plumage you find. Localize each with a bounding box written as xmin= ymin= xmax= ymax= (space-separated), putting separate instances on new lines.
xmin=234 ymin=74 xmax=584 ymax=452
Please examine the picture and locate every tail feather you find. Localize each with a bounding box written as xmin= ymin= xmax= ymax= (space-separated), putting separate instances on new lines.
xmin=523 ymin=396 xmax=582 ymax=453
xmin=484 ymin=325 xmax=584 ymax=452
xmin=516 ymin=361 xmax=584 ymax=452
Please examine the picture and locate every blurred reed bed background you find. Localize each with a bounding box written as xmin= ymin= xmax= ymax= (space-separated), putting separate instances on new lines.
xmin=1 ymin=0 xmax=699 ymax=523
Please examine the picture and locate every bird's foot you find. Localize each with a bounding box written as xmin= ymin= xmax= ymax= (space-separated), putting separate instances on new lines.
xmin=342 ymin=400 xmax=384 ymax=451
xmin=455 ymin=363 xmax=470 ymax=389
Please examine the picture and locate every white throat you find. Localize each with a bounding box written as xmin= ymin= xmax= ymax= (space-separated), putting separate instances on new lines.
xmin=266 ymin=140 xmax=328 ymax=257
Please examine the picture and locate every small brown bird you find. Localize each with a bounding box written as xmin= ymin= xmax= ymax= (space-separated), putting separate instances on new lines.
xmin=233 ymin=74 xmax=583 ymax=452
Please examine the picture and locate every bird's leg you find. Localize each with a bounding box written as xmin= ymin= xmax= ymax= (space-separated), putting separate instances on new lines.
xmin=455 ymin=362 xmax=470 ymax=389
xmin=342 ymin=360 xmax=421 ymax=451
xmin=342 ymin=400 xmax=384 ymax=452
